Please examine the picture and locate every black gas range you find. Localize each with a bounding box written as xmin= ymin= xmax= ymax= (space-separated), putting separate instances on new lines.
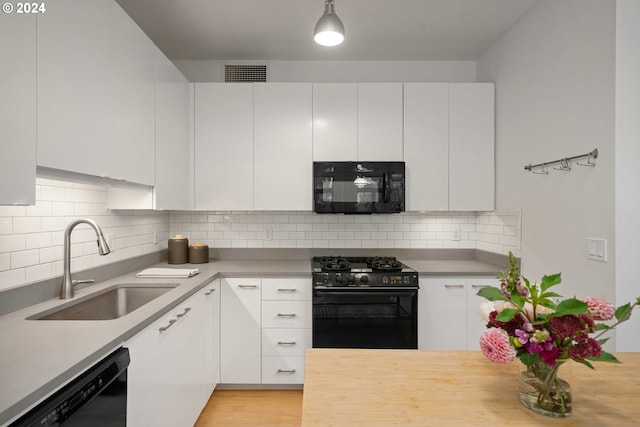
xmin=311 ymin=255 xmax=419 ymax=349
xmin=312 ymin=256 xmax=419 ymax=289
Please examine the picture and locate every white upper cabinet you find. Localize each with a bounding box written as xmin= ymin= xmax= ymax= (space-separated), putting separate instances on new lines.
xmin=254 ymin=83 xmax=313 ymax=211
xmin=0 ymin=14 xmax=36 ymax=205
xmin=312 ymin=83 xmax=358 ymax=161
xmin=357 ymin=83 xmax=403 ymax=161
xmin=449 ymin=83 xmax=495 ymax=211
xmin=37 ymin=0 xmax=155 ymax=186
xmin=403 ymin=83 xmax=449 ymax=211
xmin=109 ymin=3 xmax=156 ymax=186
xmin=154 ymin=50 xmax=192 ymax=210
xmin=194 ymin=83 xmax=254 ymax=210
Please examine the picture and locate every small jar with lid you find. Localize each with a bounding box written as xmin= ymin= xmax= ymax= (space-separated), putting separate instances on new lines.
xmin=168 ymin=235 xmax=189 ymax=264
xmin=189 ymin=242 xmax=209 ymax=264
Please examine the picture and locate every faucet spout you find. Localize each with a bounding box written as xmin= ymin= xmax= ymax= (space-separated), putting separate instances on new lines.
xmin=60 ymin=218 xmax=111 ymax=299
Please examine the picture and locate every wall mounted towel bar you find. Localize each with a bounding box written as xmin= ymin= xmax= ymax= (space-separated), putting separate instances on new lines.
xmin=524 ymin=148 xmax=598 ymax=174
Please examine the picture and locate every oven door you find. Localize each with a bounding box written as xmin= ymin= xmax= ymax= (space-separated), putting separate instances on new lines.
xmin=312 ymin=288 xmax=418 ymax=349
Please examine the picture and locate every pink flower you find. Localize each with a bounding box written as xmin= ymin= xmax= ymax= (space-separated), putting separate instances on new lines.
xmin=480 ymin=327 xmax=517 ymax=364
xmin=584 ymin=296 xmax=615 ymax=321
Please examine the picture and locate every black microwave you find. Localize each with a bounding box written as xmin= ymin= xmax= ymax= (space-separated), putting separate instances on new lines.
xmin=313 ymin=161 xmax=405 ymax=214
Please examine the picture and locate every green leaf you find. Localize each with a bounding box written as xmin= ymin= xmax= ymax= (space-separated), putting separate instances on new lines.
xmin=540 ymin=273 xmax=562 ymax=293
xmin=476 ymin=286 xmax=508 ymax=301
xmin=598 ymin=337 xmax=610 ymax=345
xmin=615 ymin=303 xmax=633 ymax=322
xmin=594 ymin=323 xmax=610 ymax=331
xmin=496 ymin=308 xmax=519 ymax=322
xmin=553 ymin=298 xmax=588 ymax=316
xmin=539 ymin=291 xmax=562 ymax=299
xmin=588 ymin=351 xmax=621 ymax=364
xmin=509 ymin=291 xmax=526 ymax=307
xmin=573 ymin=358 xmax=595 ymax=370
xmin=518 ymin=352 xmax=539 ymax=367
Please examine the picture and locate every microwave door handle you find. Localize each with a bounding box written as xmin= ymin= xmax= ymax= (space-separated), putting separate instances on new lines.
xmin=383 ymin=172 xmax=390 ymax=203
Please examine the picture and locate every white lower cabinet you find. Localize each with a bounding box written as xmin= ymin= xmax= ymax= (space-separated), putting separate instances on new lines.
xmin=202 ymin=280 xmax=220 ymax=397
xmin=220 ymin=278 xmax=262 ymax=383
xmin=261 ymin=278 xmax=311 ymax=385
xmin=418 ymin=277 xmax=494 ymax=351
xmin=126 ymin=292 xmax=205 ymax=427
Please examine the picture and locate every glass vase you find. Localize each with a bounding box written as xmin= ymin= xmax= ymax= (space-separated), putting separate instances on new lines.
xmin=518 ymin=360 xmax=572 ymax=417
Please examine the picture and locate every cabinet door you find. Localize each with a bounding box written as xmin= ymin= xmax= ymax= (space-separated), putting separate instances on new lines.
xmin=220 ymin=278 xmax=262 ymax=383
xmin=0 ymin=13 xmax=36 ymax=205
xmin=312 ymin=83 xmax=358 ymax=161
xmin=357 ymin=83 xmax=403 ymax=161
xmin=37 ymin=0 xmax=115 ymax=179
xmin=126 ymin=296 xmax=204 ymax=427
xmin=195 ymin=83 xmax=254 ymax=210
xmin=110 ymin=2 xmax=156 ymax=185
xmin=254 ymin=83 xmax=313 ymax=210
xmin=202 ymin=280 xmax=220 ymax=400
xmin=449 ymin=83 xmax=495 ymax=211
xmin=403 ymin=83 xmax=449 ymax=211
xmin=466 ymin=277 xmax=494 ymax=351
xmin=154 ymin=50 xmax=192 ymax=210
xmin=418 ymin=278 xmax=467 ymax=350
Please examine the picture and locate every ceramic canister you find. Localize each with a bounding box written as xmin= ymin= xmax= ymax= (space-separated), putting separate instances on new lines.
xmin=168 ymin=235 xmax=189 ymax=264
xmin=189 ymin=242 xmax=209 ymax=264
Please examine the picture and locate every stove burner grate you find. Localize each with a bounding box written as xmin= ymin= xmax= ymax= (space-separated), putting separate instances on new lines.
xmin=367 ymin=257 xmax=403 ymax=273
xmin=320 ymin=256 xmax=351 ymax=272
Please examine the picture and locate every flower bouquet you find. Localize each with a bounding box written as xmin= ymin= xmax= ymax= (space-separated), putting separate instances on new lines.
xmin=477 ymin=252 xmax=639 ymax=417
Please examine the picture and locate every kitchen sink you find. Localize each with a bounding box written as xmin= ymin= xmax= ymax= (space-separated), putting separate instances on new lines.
xmin=28 ymin=283 xmax=179 ymax=320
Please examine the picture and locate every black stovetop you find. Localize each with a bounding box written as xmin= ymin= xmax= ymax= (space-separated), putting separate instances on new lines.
xmin=311 ymin=256 xmax=419 ymax=288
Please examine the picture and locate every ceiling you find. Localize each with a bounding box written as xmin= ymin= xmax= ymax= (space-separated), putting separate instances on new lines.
xmin=115 ymin=0 xmax=540 ymax=61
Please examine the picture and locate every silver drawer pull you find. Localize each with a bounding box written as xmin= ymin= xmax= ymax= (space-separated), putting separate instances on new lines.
xmin=471 ymin=284 xmax=490 ymax=289
xmin=277 ymin=313 xmax=296 ymax=318
xmin=238 ymin=284 xmax=258 ymax=289
xmin=444 ymin=284 xmax=465 ymax=289
xmin=277 ymin=288 xmax=297 ymax=293
xmin=205 ymin=288 xmax=216 ymax=296
xmin=158 ymin=319 xmax=177 ymax=332
xmin=176 ymin=307 xmax=191 ymax=318
xmin=277 ymin=341 xmax=297 ymax=345
xmin=277 ymin=369 xmax=296 ymax=374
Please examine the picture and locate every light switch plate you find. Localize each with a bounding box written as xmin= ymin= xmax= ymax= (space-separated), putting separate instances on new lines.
xmin=587 ymin=238 xmax=607 ymax=262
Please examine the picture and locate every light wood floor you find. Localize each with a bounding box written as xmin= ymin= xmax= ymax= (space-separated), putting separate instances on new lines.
xmin=194 ymin=390 xmax=303 ymax=427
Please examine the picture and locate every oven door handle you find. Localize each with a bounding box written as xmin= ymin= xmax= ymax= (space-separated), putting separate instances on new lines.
xmin=383 ymin=172 xmax=390 ymax=203
xmin=314 ymin=290 xmax=417 ymax=297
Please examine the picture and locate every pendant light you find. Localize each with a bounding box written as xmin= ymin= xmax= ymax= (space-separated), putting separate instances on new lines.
xmin=313 ymin=0 xmax=345 ymax=47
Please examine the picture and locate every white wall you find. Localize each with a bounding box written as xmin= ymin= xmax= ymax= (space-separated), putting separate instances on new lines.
xmin=615 ymin=0 xmax=640 ymax=351
xmin=476 ymin=0 xmax=615 ymax=304
xmin=0 ymin=178 xmax=169 ymax=292
xmin=174 ymin=60 xmax=476 ymax=83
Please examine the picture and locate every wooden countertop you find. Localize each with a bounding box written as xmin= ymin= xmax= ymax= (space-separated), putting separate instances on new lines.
xmin=301 ymin=349 xmax=640 ymax=426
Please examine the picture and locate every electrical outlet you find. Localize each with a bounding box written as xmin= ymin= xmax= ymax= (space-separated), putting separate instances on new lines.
xmin=587 ymin=238 xmax=607 ymax=262
xmin=264 ymin=226 xmax=273 ymax=241
xmin=452 ymin=226 xmax=461 ymax=241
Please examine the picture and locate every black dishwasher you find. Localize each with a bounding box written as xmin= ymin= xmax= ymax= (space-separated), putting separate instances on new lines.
xmin=10 ymin=347 xmax=129 ymax=427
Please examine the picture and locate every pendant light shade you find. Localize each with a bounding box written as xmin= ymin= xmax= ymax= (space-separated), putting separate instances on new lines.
xmin=314 ymin=0 xmax=344 ymax=47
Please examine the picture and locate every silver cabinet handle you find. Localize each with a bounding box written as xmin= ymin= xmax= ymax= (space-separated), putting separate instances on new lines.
xmin=238 ymin=284 xmax=258 ymax=289
xmin=471 ymin=284 xmax=490 ymax=289
xmin=444 ymin=284 xmax=465 ymax=289
xmin=159 ymin=319 xmax=177 ymax=332
xmin=204 ymin=288 xmax=216 ymax=296
xmin=176 ymin=307 xmax=191 ymax=318
xmin=277 ymin=288 xmax=297 ymax=293
xmin=277 ymin=341 xmax=297 ymax=345
xmin=277 ymin=369 xmax=296 ymax=373
xmin=277 ymin=313 xmax=296 ymax=318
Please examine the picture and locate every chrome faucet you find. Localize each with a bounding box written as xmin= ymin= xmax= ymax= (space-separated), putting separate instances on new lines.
xmin=60 ymin=218 xmax=112 ymax=299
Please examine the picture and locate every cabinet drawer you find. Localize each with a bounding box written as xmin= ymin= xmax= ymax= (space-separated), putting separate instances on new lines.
xmin=261 ymin=278 xmax=311 ymax=301
xmin=262 ymin=300 xmax=311 ymax=328
xmin=261 ymin=356 xmax=306 ymax=384
xmin=262 ymin=328 xmax=312 ymax=356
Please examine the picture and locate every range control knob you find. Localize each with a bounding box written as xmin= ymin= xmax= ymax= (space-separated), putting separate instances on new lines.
xmin=360 ymin=275 xmax=369 ymax=284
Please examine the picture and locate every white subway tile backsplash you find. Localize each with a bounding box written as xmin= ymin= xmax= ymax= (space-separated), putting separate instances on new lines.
xmin=13 ymin=217 xmax=42 ymax=234
xmin=0 ymin=253 xmax=10 ymax=271
xmin=0 ymin=235 xmax=26 ymax=253
xmin=11 ymin=250 xmax=40 ymax=269
xmin=0 ymin=268 xmax=26 ymax=290
xmin=0 ymin=218 xmax=12 ymax=235
xmin=26 ymin=233 xmax=52 ymax=250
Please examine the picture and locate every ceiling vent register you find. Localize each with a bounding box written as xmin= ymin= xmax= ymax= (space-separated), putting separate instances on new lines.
xmin=225 ymin=65 xmax=267 ymax=83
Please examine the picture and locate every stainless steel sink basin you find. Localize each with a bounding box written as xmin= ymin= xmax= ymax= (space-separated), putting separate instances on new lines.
xmin=28 ymin=283 xmax=179 ymax=320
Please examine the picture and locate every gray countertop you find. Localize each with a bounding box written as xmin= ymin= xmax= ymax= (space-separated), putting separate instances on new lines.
xmin=0 ymin=256 xmax=503 ymax=425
